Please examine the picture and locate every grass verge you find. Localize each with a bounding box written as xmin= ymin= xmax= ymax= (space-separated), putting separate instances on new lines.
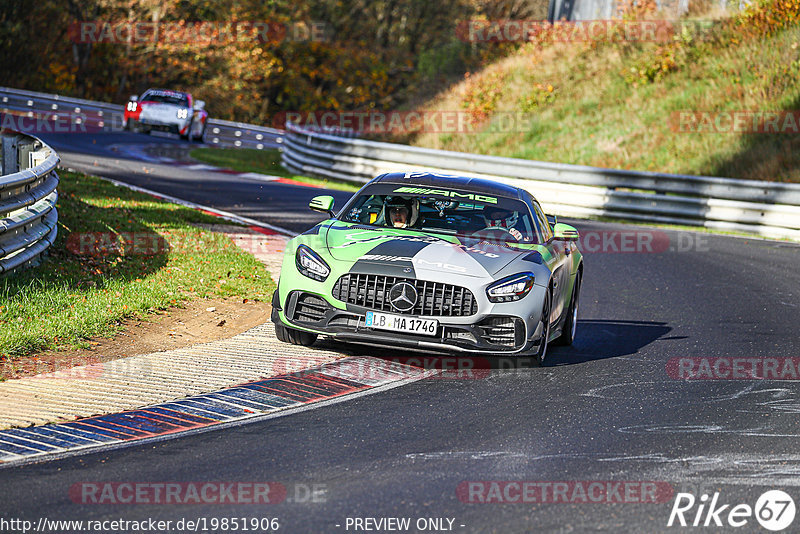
xmin=189 ymin=147 xmax=362 ymax=192
xmin=0 ymin=170 xmax=274 ymax=362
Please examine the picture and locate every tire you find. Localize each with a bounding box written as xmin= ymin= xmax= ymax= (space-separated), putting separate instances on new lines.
xmin=193 ymin=122 xmax=206 ymax=143
xmin=141 ymin=125 xmax=151 ymax=135
xmin=125 ymin=118 xmax=133 ymax=131
xmin=275 ymin=323 xmax=318 ymax=346
xmin=555 ymin=273 xmax=581 ymax=346
xmin=180 ymin=119 xmax=192 ymax=141
xmin=274 ymin=322 xmax=290 ymax=342
xmin=533 ymin=287 xmax=552 ymax=366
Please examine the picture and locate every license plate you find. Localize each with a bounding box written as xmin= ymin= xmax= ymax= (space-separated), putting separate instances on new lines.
xmin=364 ymin=311 xmax=438 ymax=336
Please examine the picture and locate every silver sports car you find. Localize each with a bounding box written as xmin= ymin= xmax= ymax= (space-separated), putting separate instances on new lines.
xmin=271 ymin=172 xmax=583 ymax=365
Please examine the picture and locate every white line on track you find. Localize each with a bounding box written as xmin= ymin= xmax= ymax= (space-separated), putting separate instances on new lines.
xmin=237 ymin=172 xmax=281 ymax=182
xmin=62 ymin=167 xmax=296 ymax=237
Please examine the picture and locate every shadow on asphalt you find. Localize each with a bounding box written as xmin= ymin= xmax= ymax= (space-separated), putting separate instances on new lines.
xmin=549 ymin=319 xmax=674 ymax=366
xmin=324 ymin=319 xmax=673 ymax=372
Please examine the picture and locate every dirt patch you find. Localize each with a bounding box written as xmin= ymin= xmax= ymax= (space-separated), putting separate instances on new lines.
xmin=1 ymin=223 xmax=287 ymax=381
xmin=0 ymin=297 xmax=271 ymax=381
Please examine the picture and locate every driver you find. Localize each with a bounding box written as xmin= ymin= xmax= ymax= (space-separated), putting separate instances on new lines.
xmin=483 ymin=207 xmax=523 ymax=241
xmin=384 ymin=197 xmax=419 ymax=228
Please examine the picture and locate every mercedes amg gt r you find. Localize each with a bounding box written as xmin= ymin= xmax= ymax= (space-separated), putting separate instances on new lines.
xmin=271 ymin=172 xmax=583 ymax=364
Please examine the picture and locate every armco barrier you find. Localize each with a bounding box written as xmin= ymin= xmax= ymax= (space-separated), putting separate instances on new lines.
xmin=0 ymin=86 xmax=283 ymax=150
xmin=0 ymin=131 xmax=59 ymax=274
xmin=4 ymin=86 xmax=799 ymax=240
xmin=282 ymin=122 xmax=800 ymax=241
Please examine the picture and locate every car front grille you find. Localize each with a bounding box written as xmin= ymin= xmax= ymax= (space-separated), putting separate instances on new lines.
xmin=332 ymin=274 xmax=477 ymax=317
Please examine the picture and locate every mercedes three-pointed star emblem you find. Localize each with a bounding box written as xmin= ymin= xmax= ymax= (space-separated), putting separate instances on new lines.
xmin=388 ymin=282 xmax=418 ymax=312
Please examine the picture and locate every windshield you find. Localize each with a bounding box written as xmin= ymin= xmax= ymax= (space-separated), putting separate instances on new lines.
xmin=340 ymin=185 xmax=540 ymax=244
xmin=142 ymin=91 xmax=189 ymax=107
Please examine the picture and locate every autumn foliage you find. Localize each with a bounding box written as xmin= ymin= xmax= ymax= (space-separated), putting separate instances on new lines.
xmin=0 ymin=0 xmax=534 ymax=125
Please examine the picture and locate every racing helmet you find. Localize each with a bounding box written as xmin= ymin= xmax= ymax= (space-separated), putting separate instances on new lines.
xmin=483 ymin=207 xmax=518 ymax=229
xmin=384 ymin=196 xmax=419 ymax=228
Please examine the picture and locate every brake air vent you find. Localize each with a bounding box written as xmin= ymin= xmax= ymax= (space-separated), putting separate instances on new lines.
xmin=292 ymin=293 xmax=328 ymax=323
xmin=478 ymin=317 xmax=523 ymax=347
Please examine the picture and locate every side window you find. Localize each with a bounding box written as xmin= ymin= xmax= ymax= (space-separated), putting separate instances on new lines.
xmin=533 ymin=202 xmax=552 ymax=241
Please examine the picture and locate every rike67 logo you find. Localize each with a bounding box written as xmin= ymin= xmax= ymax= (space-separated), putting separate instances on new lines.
xmin=668 ymin=490 xmax=796 ymax=531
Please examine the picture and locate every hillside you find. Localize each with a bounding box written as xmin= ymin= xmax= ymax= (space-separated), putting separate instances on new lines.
xmin=409 ymin=0 xmax=800 ymax=182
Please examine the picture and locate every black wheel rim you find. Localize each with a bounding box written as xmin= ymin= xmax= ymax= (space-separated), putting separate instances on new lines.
xmin=570 ymin=279 xmax=580 ymax=341
xmin=537 ymin=291 xmax=551 ymax=363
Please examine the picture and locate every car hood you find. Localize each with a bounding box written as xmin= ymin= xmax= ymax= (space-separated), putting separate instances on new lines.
xmin=140 ymin=102 xmax=181 ymax=122
xmin=323 ymin=222 xmax=530 ymax=278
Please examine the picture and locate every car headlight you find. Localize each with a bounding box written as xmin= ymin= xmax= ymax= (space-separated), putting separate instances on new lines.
xmin=296 ymin=245 xmax=330 ymax=281
xmin=126 ymin=102 xmax=137 ymax=112
xmin=487 ymin=273 xmax=535 ymax=303
xmin=177 ymin=108 xmax=188 ymax=119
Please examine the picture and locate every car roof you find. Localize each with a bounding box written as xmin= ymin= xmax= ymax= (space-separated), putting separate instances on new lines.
xmin=369 ymin=172 xmax=530 ymax=201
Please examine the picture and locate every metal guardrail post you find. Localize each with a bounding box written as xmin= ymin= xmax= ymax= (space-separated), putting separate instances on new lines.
xmin=17 ymin=137 xmax=34 ymax=172
xmin=1 ymin=135 xmax=17 ymax=176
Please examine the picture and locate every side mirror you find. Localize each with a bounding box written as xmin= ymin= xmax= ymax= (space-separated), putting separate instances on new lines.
xmin=129 ymin=95 xmax=138 ymax=102
xmin=309 ymin=195 xmax=335 ymax=217
xmin=194 ymin=100 xmax=205 ymax=111
xmin=546 ymin=214 xmax=558 ymax=226
xmin=553 ymin=223 xmax=579 ymax=241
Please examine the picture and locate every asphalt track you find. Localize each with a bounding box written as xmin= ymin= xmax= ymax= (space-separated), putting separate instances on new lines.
xmin=1 ymin=130 xmax=800 ymax=533
xmin=40 ymin=130 xmax=352 ymax=234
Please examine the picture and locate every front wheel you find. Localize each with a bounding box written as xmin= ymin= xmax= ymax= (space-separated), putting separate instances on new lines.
xmin=192 ymin=122 xmax=206 ymax=143
xmin=554 ymin=273 xmax=581 ymax=346
xmin=533 ymin=288 xmax=552 ymax=366
xmin=180 ymin=119 xmax=192 ymax=141
xmin=275 ymin=323 xmax=318 ymax=346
